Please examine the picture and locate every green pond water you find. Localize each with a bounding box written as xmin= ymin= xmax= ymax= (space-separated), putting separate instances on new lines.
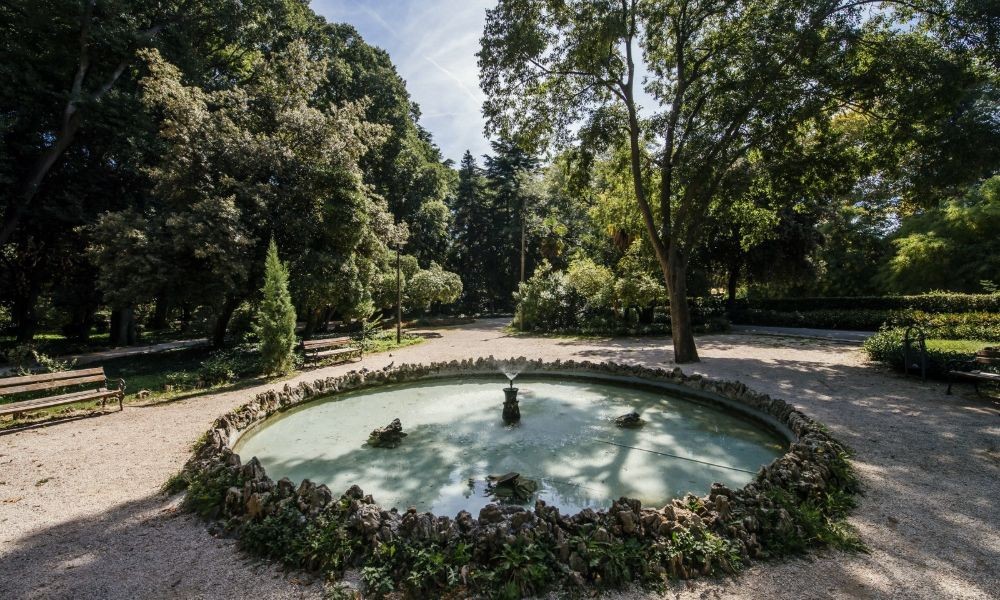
xmin=233 ymin=376 xmax=786 ymax=515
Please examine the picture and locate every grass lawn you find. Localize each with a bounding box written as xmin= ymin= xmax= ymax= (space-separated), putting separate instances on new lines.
xmin=924 ymin=338 xmax=993 ymax=353
xmin=0 ymin=330 xmax=422 ymax=431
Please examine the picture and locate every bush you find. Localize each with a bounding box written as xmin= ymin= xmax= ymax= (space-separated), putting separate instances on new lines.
xmin=732 ymin=308 xmax=1000 ymax=341
xmin=731 ymin=308 xmax=890 ymax=331
xmin=862 ymin=328 xmax=994 ymax=378
xmin=513 ymin=266 xmax=584 ymax=332
xmin=744 ymin=292 xmax=1000 ymax=314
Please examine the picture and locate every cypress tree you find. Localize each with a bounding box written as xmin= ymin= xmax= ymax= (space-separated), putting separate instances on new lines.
xmin=256 ymin=239 xmax=297 ymax=374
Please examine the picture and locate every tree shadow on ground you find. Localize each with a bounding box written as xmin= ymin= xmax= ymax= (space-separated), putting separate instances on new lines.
xmin=0 ymin=491 xmax=322 ymax=600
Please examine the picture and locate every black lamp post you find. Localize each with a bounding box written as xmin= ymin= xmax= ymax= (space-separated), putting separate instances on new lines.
xmin=396 ymin=243 xmax=402 ymax=344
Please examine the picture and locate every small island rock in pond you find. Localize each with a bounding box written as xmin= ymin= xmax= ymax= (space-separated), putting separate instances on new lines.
xmin=614 ymin=412 xmax=645 ymax=428
xmin=486 ymin=472 xmax=538 ymax=502
xmin=368 ymin=418 xmax=407 ymax=448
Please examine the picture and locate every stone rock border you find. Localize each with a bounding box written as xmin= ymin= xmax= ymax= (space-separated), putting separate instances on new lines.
xmin=181 ymin=357 xmax=858 ymax=591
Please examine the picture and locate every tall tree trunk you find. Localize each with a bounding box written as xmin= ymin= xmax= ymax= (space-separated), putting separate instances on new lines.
xmin=302 ymin=307 xmax=320 ymax=339
xmin=665 ymin=249 xmax=699 ymax=363
xmin=726 ymin=259 xmax=740 ymax=316
xmin=110 ymin=306 xmax=136 ymax=346
xmin=151 ymin=294 xmax=169 ymax=330
xmin=13 ymin=288 xmax=40 ymax=343
xmin=179 ymin=304 xmax=192 ymax=333
xmin=212 ymin=298 xmax=239 ymax=348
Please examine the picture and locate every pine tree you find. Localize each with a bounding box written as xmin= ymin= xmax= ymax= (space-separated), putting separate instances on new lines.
xmin=256 ymin=239 xmax=297 ymax=374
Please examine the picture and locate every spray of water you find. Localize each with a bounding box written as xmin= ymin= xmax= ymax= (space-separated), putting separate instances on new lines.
xmin=500 ymin=361 xmax=522 ymax=388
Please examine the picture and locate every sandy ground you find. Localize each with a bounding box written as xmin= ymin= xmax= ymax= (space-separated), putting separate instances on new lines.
xmin=0 ymin=319 xmax=997 ymax=600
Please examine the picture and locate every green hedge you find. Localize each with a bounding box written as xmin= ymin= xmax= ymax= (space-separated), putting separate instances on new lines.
xmin=744 ymin=292 xmax=1000 ymax=314
xmin=732 ymin=308 xmax=1000 ymax=341
xmin=862 ymin=329 xmax=994 ymax=378
xmin=731 ymin=308 xmax=890 ymax=331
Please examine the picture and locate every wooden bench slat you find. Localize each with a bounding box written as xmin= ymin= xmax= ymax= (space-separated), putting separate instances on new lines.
xmin=0 ymin=374 xmax=107 ymax=395
xmin=302 ymin=337 xmax=352 ymax=350
xmin=312 ymin=348 xmax=360 ymax=359
xmin=0 ymin=389 xmax=120 ymax=416
xmin=0 ymin=367 xmax=105 ymax=389
xmin=1 ymin=388 xmax=108 ymax=409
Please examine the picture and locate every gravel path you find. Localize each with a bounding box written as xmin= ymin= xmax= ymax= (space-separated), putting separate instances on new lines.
xmin=1 ymin=320 xmax=997 ymax=599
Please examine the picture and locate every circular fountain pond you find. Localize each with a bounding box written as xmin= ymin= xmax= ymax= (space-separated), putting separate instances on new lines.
xmin=233 ymin=374 xmax=788 ymax=515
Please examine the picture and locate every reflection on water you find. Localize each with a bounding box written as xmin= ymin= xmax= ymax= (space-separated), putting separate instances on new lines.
xmin=234 ymin=377 xmax=786 ymax=514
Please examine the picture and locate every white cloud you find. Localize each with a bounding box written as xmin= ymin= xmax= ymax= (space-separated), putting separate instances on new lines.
xmin=311 ymin=0 xmax=494 ymax=163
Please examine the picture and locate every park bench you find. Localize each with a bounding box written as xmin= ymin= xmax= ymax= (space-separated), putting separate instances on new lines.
xmin=947 ymin=347 xmax=1000 ymax=395
xmin=300 ymin=336 xmax=361 ymax=364
xmin=0 ymin=367 xmax=126 ymax=419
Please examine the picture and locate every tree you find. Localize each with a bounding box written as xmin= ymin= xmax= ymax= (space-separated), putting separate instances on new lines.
xmin=90 ymin=41 xmax=388 ymax=347
xmin=480 ymin=0 xmax=982 ymax=362
xmin=256 ymin=239 xmax=297 ymax=375
xmin=314 ymin=23 xmax=457 ymax=267
xmin=880 ymin=176 xmax=1000 ymax=293
xmin=448 ymin=151 xmax=494 ymax=310
xmin=1 ymin=0 xmax=316 ymax=341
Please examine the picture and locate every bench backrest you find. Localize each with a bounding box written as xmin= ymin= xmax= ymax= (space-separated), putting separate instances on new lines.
xmin=0 ymin=367 xmax=107 ymax=396
xmin=975 ymin=347 xmax=998 ymax=365
xmin=302 ymin=337 xmax=352 ymax=351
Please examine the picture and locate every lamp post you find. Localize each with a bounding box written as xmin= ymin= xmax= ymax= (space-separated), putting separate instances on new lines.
xmin=393 ymin=225 xmax=408 ymax=345
xmin=396 ymin=243 xmax=402 ymax=344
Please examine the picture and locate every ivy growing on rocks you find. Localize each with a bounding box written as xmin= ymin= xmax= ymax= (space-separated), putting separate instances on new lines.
xmin=170 ymin=359 xmax=863 ymax=598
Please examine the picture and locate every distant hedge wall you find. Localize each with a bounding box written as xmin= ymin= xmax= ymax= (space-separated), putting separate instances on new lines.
xmin=731 ymin=309 xmax=1000 ymax=341
xmin=740 ymin=293 xmax=1000 ymax=314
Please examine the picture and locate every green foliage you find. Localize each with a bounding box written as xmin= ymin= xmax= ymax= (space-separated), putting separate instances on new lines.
xmin=570 ymin=534 xmax=652 ymax=588
xmin=362 ymin=540 xmax=473 ymax=598
xmin=240 ymin=504 xmax=312 ymax=566
xmin=758 ymin=487 xmax=865 ymax=556
xmin=566 ymin=258 xmax=615 ymax=309
xmin=512 ymin=264 xmax=583 ymax=332
xmin=881 ymin=177 xmax=1000 ymax=293
xmin=200 ymin=346 xmax=264 ymax=385
xmin=746 ymin=293 xmax=1000 ymax=314
xmin=352 ymin=309 xmax=383 ymax=354
xmin=490 ymin=542 xmax=555 ymax=599
xmin=862 ymin=329 xmax=995 ymax=378
xmin=734 ymin=305 xmax=1000 ymax=342
xmin=406 ymin=263 xmax=463 ymax=312
xmin=255 ymin=240 xmax=297 ymax=375
xmin=6 ymin=344 xmax=76 ymax=375
xmin=178 ymin=466 xmax=243 ymax=518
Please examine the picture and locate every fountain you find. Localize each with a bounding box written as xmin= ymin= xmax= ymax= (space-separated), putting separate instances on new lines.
xmin=233 ymin=373 xmax=787 ymax=515
xmin=502 ymin=374 xmax=520 ymax=424
xmin=500 ymin=362 xmax=522 ymax=424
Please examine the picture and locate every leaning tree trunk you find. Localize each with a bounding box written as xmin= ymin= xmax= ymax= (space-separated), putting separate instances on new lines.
xmin=665 ymin=249 xmax=699 ymax=364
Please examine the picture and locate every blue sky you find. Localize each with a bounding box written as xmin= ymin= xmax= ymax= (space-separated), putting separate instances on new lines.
xmin=311 ymin=0 xmax=495 ymax=164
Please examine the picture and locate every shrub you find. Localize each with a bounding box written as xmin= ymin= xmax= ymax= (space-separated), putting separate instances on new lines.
xmin=732 ymin=308 xmax=1000 ymax=341
xmin=255 ymin=239 xmax=297 ymax=375
xmin=199 ymin=346 xmax=261 ymax=385
xmin=406 ymin=262 xmax=463 ymax=312
xmin=566 ymin=258 xmax=615 ymax=308
xmin=512 ymin=265 xmax=583 ymax=332
xmin=5 ymin=344 xmax=76 ymax=375
xmin=862 ymin=328 xmax=994 ymax=378
xmin=744 ymin=292 xmax=1000 ymax=314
